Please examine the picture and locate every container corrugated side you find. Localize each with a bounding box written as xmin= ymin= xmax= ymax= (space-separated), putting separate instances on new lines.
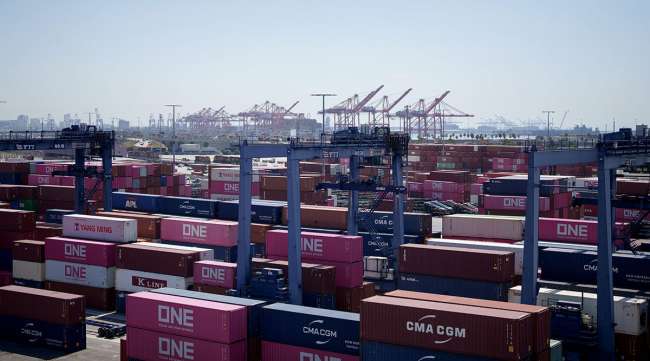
xmin=45 ymin=260 xmax=115 ymax=288
xmin=62 ymin=214 xmax=137 ymax=243
xmin=126 ymin=291 xmax=246 ymax=343
xmin=361 ymin=295 xmax=533 ymax=361
xmin=265 ymin=229 xmax=363 ymax=263
xmin=0 ymin=285 xmax=85 ymax=325
xmin=0 ymin=316 xmax=85 ymax=352
xmin=12 ymin=260 xmax=45 ymax=282
xmin=45 ymin=236 xmax=116 ymax=267
xmin=112 ymin=192 xmax=161 ymax=213
xmin=116 ymin=243 xmax=200 ymax=277
xmin=398 ymin=273 xmax=510 ymax=301
xmin=426 ymin=238 xmax=523 ymax=275
xmin=261 ymin=341 xmax=360 ymax=361
xmin=260 ymin=302 xmax=360 ymax=355
xmin=442 ymin=214 xmax=524 ymax=241
xmin=161 ymin=217 xmax=238 ymax=247
xmin=126 ymin=327 xmax=246 ymax=361
xmin=361 ymin=340 xmax=496 ymax=361
xmin=115 ymin=269 xmax=193 ymax=293
xmin=133 ymin=242 xmax=214 ymax=260
xmin=193 ymin=260 xmax=236 ymax=289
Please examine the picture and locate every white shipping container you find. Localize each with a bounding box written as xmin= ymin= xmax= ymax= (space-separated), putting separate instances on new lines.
xmin=407 ymin=155 xmax=421 ymax=163
xmin=12 ymin=260 xmax=46 ymax=281
xmin=63 ymin=214 xmax=137 ymax=243
xmin=45 ymin=260 xmax=115 ymax=289
xmin=509 ymin=286 xmax=648 ymax=336
xmin=210 ymin=194 xmax=239 ymax=201
xmin=442 ymin=214 xmax=525 ymax=241
xmin=132 ymin=242 xmax=214 ymax=260
xmin=426 ymin=238 xmax=524 ymax=275
xmin=115 ymin=268 xmax=193 ymax=293
xmin=210 ymin=167 xmax=260 ymax=182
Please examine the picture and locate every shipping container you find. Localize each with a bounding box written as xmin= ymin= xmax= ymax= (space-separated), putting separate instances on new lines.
xmin=398 ymin=273 xmax=510 ymax=301
xmin=151 ymin=287 xmax=268 ymax=337
xmin=161 ymin=218 xmax=238 ymax=247
xmin=539 ymin=248 xmax=650 ymax=291
xmin=262 ymin=341 xmax=360 ymax=361
xmin=483 ymin=194 xmax=551 ymax=212
xmin=62 ymin=214 xmax=137 ymax=243
xmin=508 ymin=286 xmax=647 ymax=336
xmin=442 ymin=214 xmax=524 ymax=241
xmin=426 ymin=238 xmax=524 ymax=275
xmin=252 ymin=259 xmax=337 ymax=295
xmin=45 ymin=237 xmax=116 ymax=267
xmin=44 ymin=281 xmax=115 ymax=311
xmin=400 ymin=244 xmax=514 ymax=282
xmin=359 ymin=211 xmax=432 ymax=235
xmin=45 ymin=260 xmax=115 ymax=288
xmin=385 ymin=290 xmax=550 ymax=353
xmin=112 ymin=192 xmax=161 ymax=213
xmin=265 ymin=230 xmax=363 ymax=263
xmin=12 ymin=240 xmax=45 ymax=263
xmin=116 ymin=243 xmax=201 ymax=277
xmin=115 ymin=268 xmax=193 ymax=293
xmin=13 ymin=278 xmax=44 ymax=289
xmin=162 ymin=240 xmax=238 ymax=262
xmin=484 ymin=175 xmax=570 ymax=196
xmin=217 ymin=199 xmax=284 ymax=225
xmin=0 ymin=316 xmax=85 ymax=352
xmin=360 ymin=232 xmax=423 ymax=259
xmin=159 ymin=196 xmax=219 ymax=218
xmin=0 ymin=285 xmax=85 ymax=325
xmin=134 ymin=242 xmax=214 ymax=260
xmin=12 ymin=260 xmax=45 ymax=282
xmin=282 ymin=205 xmax=348 ymax=230
xmin=126 ymin=327 xmax=246 ymax=361
xmin=361 ymin=341 xmax=498 ymax=361
xmin=194 ymin=283 xmax=230 ymax=295
xmin=538 ymin=218 xmax=627 ymax=244
xmin=96 ymin=211 xmax=162 ymax=239
xmin=126 ymin=291 xmax=246 ymax=343
xmin=361 ymin=296 xmax=533 ymax=360
xmin=44 ymin=209 xmax=75 ymax=224
xmin=261 ymin=303 xmax=360 ymax=355
xmin=0 ymin=209 xmax=35 ymax=232
xmin=336 ymin=282 xmax=376 ymax=313
xmin=194 ymin=260 xmax=237 ymax=289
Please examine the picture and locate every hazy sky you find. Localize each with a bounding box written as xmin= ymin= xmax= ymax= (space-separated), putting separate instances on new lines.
xmin=1 ymin=0 xmax=648 ymax=130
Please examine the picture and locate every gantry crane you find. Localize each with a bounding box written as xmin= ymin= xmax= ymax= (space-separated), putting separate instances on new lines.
xmin=396 ymin=90 xmax=474 ymax=139
xmin=321 ymin=85 xmax=385 ymax=130
xmin=361 ymin=88 xmax=413 ymax=128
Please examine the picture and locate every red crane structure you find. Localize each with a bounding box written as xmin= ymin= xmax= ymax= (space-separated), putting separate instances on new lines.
xmin=360 ymin=88 xmax=413 ymax=128
xmin=395 ymin=90 xmax=473 ymax=139
xmin=238 ymin=100 xmax=306 ymax=134
xmin=179 ymin=106 xmax=232 ymax=130
xmin=320 ymin=85 xmax=384 ymax=130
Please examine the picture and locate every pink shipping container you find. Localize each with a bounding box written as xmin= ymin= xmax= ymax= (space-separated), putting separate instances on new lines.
xmin=470 ymin=183 xmax=484 ymax=195
xmin=427 ymin=191 xmax=465 ymax=202
xmin=113 ymin=177 xmax=132 ymax=189
xmin=34 ymin=163 xmax=68 ymax=175
xmin=193 ymin=260 xmax=237 ymax=289
xmin=539 ymin=218 xmax=627 ymax=244
xmin=265 ymin=230 xmax=363 ymax=263
xmin=62 ymin=214 xmax=137 ymax=243
xmin=126 ymin=292 xmax=246 ymax=343
xmin=261 ymin=341 xmax=360 ymax=361
xmin=423 ymin=180 xmax=462 ymax=193
xmin=126 ymin=327 xmax=246 ymax=361
xmin=45 ymin=236 xmax=116 ymax=267
xmin=407 ymin=182 xmax=423 ymax=193
xmin=615 ymin=208 xmax=650 ymax=222
xmin=443 ymin=214 xmax=525 ymax=241
xmin=483 ymin=195 xmax=550 ymax=212
xmin=28 ymin=174 xmax=58 ymax=186
xmin=161 ymin=218 xmax=238 ymax=247
xmin=55 ymin=176 xmax=75 ymax=186
xmin=320 ymin=260 xmax=363 ymax=288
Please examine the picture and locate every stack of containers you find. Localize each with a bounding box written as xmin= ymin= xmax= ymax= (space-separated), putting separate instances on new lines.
xmin=265 ymin=229 xmax=365 ymax=309
xmin=209 ymin=166 xmax=260 ymax=201
xmin=217 ymin=199 xmax=285 ymax=225
xmin=442 ymin=214 xmax=525 ymax=243
xmin=35 ymin=221 xmax=63 ymax=241
xmin=0 ymin=209 xmax=36 ymax=283
xmin=260 ymin=174 xmax=327 ymax=205
xmin=38 ymin=185 xmax=75 ymax=213
xmin=44 ymin=236 xmax=117 ymax=310
xmin=193 ymin=260 xmax=237 ymax=295
xmin=0 ymin=161 xmax=29 ymax=184
xmin=261 ymin=303 xmax=360 ymax=361
xmin=12 ymin=240 xmax=46 ymax=288
xmin=423 ymin=170 xmax=472 ymax=202
xmin=160 ymin=196 xmax=219 ymax=218
xmin=161 ymin=217 xmax=239 ymax=262
xmin=482 ymin=175 xmax=574 ymax=218
xmin=361 ymin=295 xmax=536 ymax=361
xmin=126 ymin=291 xmax=247 ymax=361
xmin=398 ymin=244 xmax=515 ymax=301
xmin=115 ymin=243 xmax=200 ymax=313
xmin=0 ymin=285 xmax=86 ymax=352
xmin=96 ymin=210 xmax=162 ymax=240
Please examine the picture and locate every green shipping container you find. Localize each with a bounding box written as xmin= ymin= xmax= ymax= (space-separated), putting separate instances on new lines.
xmin=17 ymin=199 xmax=38 ymax=211
xmin=436 ymin=162 xmax=457 ymax=170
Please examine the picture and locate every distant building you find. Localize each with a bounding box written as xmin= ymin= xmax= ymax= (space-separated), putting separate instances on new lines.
xmin=635 ymin=124 xmax=647 ymax=138
xmin=29 ymin=118 xmax=41 ymax=130
xmin=118 ymin=119 xmax=130 ymax=129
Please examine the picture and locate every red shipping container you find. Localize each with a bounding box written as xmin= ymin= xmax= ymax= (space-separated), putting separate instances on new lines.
xmin=262 ymin=341 xmax=359 ymax=361
xmin=385 ymin=290 xmax=550 ymax=354
xmin=161 ymin=218 xmax=238 ymax=247
xmin=116 ymin=243 xmax=201 ymax=277
xmin=483 ymin=195 xmax=550 ymax=212
xmin=0 ymin=285 xmax=85 ymax=325
xmin=423 ymin=180 xmax=462 ymax=193
xmin=45 ymin=236 xmax=116 ymax=267
xmin=35 ymin=223 xmax=63 ymax=241
xmin=361 ymin=296 xmax=534 ymax=361
xmin=126 ymin=292 xmax=246 ymax=343
xmin=265 ymin=230 xmax=363 ymax=263
xmin=617 ymin=179 xmax=650 ymax=196
xmin=28 ymin=174 xmax=58 ymax=186
xmin=13 ymin=240 xmax=45 ymax=263
xmin=399 ymin=244 xmax=515 ymax=283
xmin=96 ymin=211 xmax=161 ymax=240
xmin=282 ymin=205 xmax=348 ymax=230
xmin=0 ymin=230 xmax=36 ymax=248
xmin=194 ymin=283 xmax=230 ymax=295
xmin=44 ymin=281 xmax=115 ymax=311
xmin=0 ymin=209 xmax=35 ymax=232
xmin=253 ymin=258 xmax=337 ymax=295
xmin=126 ymin=327 xmax=246 ymax=361
xmin=426 ymin=191 xmax=465 ymax=202
xmin=336 ymin=282 xmax=376 ymax=313
xmin=193 ymin=260 xmax=237 ymax=289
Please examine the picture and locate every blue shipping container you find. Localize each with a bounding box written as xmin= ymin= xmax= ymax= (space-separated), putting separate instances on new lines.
xmin=217 ymin=200 xmax=285 ymax=224
xmin=398 ymin=273 xmax=510 ymax=301
xmin=151 ymin=287 xmax=268 ymax=336
xmin=358 ymin=211 xmax=430 ymax=235
xmin=159 ymin=196 xmax=218 ymax=218
xmin=515 ymin=241 xmax=597 ymax=252
xmin=112 ymin=192 xmax=161 ymax=213
xmin=13 ymin=279 xmax=44 ymax=289
xmin=115 ymin=291 xmax=129 ymax=314
xmin=539 ymin=248 xmax=650 ymax=291
xmin=0 ymin=316 xmax=86 ymax=352
xmin=161 ymin=241 xmax=237 ymax=262
xmin=44 ymin=209 xmax=75 ymax=224
xmin=362 ymin=341 xmax=497 ymax=361
xmin=251 ymin=243 xmax=266 ymax=258
xmin=359 ymin=232 xmax=423 ymax=258
xmin=272 ymin=225 xmax=343 ymax=235
xmin=0 ymin=172 xmax=23 ymax=184
xmin=0 ymin=249 xmax=12 ymax=271
xmin=260 ymin=303 xmax=360 ymax=355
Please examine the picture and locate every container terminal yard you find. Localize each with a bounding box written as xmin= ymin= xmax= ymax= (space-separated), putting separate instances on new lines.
xmin=2 ymin=2 xmax=649 ymax=361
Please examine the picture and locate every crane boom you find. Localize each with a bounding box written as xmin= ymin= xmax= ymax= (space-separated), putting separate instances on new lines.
xmin=424 ymin=90 xmax=451 ymax=114
xmin=286 ymin=100 xmax=300 ymax=113
xmin=351 ymin=85 xmax=384 ymax=113
xmin=385 ymin=88 xmax=413 ymax=113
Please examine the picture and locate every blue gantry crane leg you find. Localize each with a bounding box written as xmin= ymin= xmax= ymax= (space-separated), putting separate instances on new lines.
xmin=74 ymin=148 xmax=86 ymax=213
xmin=347 ymin=155 xmax=360 ymax=235
xmin=286 ymin=152 xmax=303 ymax=304
xmin=391 ymin=152 xmax=405 ymax=275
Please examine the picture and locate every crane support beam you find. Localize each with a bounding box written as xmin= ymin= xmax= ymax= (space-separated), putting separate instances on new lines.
xmin=386 ymin=88 xmax=413 ymax=113
xmin=352 ymin=85 xmax=385 ymax=113
xmin=424 ymin=90 xmax=451 ymax=114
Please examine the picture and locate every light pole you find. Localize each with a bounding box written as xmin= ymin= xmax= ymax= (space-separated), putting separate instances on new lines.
xmin=542 ymin=110 xmax=555 ymax=138
xmin=310 ymin=93 xmax=336 ymax=136
xmin=165 ymin=104 xmax=182 ymax=171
